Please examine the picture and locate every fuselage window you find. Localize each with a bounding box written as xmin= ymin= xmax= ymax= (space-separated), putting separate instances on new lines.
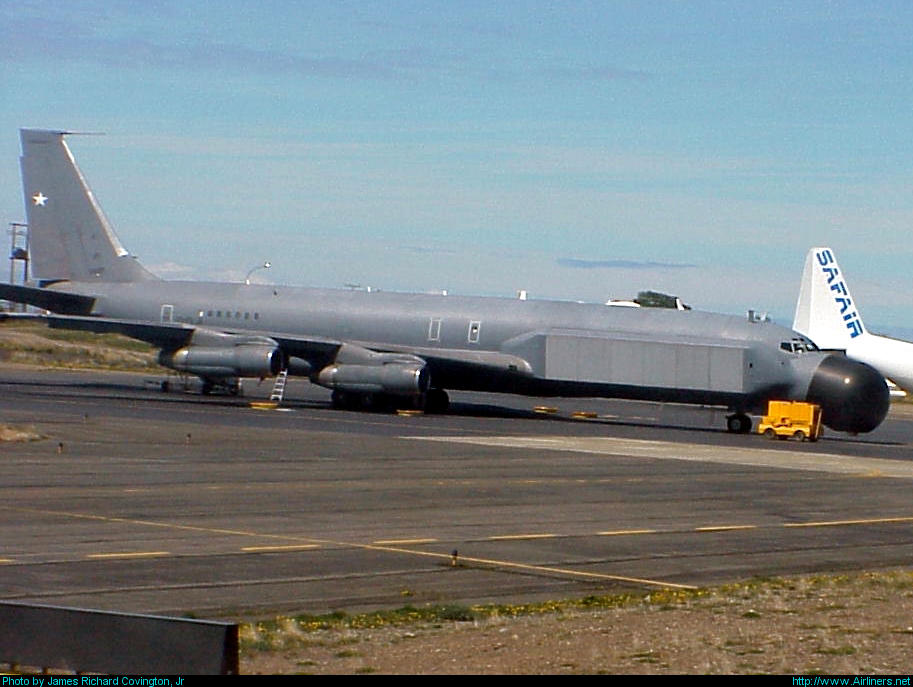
xmin=254 ymin=313 xmax=259 ymax=320
xmin=468 ymin=320 xmax=481 ymax=344
xmin=207 ymin=310 xmax=213 ymax=317
xmin=217 ymin=310 xmax=222 ymax=318
xmin=244 ymin=312 xmax=250 ymax=320
xmin=235 ymin=311 xmax=241 ymax=319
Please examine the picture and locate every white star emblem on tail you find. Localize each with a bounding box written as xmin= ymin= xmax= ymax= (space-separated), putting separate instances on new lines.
xmin=32 ymin=192 xmax=47 ymax=206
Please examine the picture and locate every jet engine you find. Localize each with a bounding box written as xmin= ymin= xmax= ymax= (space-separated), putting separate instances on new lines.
xmin=159 ymin=343 xmax=283 ymax=379
xmin=316 ymin=362 xmax=430 ymax=395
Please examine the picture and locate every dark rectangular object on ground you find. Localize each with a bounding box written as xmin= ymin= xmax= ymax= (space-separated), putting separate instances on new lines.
xmin=0 ymin=602 xmax=239 ymax=675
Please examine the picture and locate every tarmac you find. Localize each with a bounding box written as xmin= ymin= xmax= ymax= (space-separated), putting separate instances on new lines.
xmin=1 ymin=366 xmax=912 ymax=620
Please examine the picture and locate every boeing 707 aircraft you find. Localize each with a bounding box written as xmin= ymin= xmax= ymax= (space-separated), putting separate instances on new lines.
xmin=0 ymin=130 xmax=890 ymax=434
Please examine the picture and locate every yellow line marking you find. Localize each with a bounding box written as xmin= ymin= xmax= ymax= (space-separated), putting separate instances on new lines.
xmin=38 ymin=506 xmax=913 ymax=590
xmin=0 ymin=559 xmax=15 ymax=564
xmin=783 ymin=516 xmax=913 ymax=528
xmin=695 ymin=525 xmax=757 ymax=532
xmin=416 ymin=548 xmax=698 ymax=590
xmin=373 ymin=538 xmax=438 ymax=545
xmin=87 ymin=551 xmax=170 ymax=559
xmin=1 ymin=505 xmax=690 ymax=590
xmin=241 ymin=544 xmax=320 ymax=552
xmin=597 ymin=529 xmax=658 ymax=536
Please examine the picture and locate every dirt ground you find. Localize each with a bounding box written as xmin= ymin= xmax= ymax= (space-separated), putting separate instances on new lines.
xmin=242 ymin=569 xmax=913 ymax=675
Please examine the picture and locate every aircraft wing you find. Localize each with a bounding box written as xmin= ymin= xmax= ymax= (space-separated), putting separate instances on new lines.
xmin=5 ymin=311 xmax=530 ymax=387
xmin=41 ymin=314 xmax=343 ymax=360
xmin=4 ymin=311 xmax=344 ymax=368
xmin=43 ymin=314 xmax=198 ymax=349
xmin=0 ymin=283 xmax=96 ymax=315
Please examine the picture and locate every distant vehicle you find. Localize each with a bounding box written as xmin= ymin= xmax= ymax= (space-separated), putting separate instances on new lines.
xmin=757 ymin=401 xmax=822 ymax=442
xmin=793 ymin=246 xmax=913 ymax=396
xmin=0 ymin=130 xmax=890 ymax=434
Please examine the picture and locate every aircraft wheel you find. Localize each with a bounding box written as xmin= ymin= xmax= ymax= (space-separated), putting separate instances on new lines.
xmin=359 ymin=393 xmax=380 ymax=410
xmin=201 ymin=380 xmax=214 ymax=395
xmin=330 ymin=390 xmax=347 ymax=409
xmin=726 ymin=413 xmax=752 ymax=434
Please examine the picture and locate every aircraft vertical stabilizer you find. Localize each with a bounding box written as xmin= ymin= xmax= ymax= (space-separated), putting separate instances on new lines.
xmin=19 ymin=129 xmax=156 ymax=283
xmin=793 ymin=247 xmax=865 ymax=350
xmin=794 ymin=246 xmax=913 ymax=394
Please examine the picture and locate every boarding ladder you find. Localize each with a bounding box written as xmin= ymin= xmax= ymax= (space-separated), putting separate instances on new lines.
xmin=269 ymin=368 xmax=289 ymax=404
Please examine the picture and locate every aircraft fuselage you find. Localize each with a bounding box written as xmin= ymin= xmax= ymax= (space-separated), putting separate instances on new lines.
xmin=45 ymin=278 xmax=884 ymax=424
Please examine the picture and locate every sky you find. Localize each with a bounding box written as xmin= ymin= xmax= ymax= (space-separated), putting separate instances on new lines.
xmin=2 ymin=1 xmax=912 ymax=336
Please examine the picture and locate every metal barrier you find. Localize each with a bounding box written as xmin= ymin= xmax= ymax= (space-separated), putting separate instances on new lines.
xmin=0 ymin=602 xmax=238 ymax=675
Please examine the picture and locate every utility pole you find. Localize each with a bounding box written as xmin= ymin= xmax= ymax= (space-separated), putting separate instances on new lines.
xmin=7 ymin=222 xmax=28 ymax=312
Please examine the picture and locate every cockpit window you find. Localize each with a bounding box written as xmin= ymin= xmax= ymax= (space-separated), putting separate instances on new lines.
xmin=781 ymin=338 xmax=819 ymax=354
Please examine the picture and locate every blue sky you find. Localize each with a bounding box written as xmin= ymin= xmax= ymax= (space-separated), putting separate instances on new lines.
xmin=2 ymin=1 xmax=912 ymax=334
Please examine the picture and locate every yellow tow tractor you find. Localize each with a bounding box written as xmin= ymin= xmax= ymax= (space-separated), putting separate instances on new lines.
xmin=757 ymin=401 xmax=822 ymax=442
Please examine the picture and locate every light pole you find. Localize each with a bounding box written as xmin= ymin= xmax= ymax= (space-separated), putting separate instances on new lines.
xmin=245 ymin=261 xmax=271 ymax=285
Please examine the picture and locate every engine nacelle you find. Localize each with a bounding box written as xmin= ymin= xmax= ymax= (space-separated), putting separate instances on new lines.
xmin=159 ymin=344 xmax=282 ymax=378
xmin=316 ymin=362 xmax=430 ymax=395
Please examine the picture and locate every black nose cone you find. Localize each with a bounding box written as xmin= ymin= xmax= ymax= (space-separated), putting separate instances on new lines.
xmin=806 ymin=354 xmax=889 ymax=433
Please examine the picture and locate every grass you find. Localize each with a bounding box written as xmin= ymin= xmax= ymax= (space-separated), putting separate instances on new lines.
xmin=239 ymin=569 xmax=913 ymax=659
xmin=238 ymin=590 xmax=707 ymax=653
xmin=0 ymin=320 xmax=158 ymax=372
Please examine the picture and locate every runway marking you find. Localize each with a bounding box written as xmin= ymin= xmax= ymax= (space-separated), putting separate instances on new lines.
xmin=86 ymin=551 xmax=170 ymax=559
xmin=7 ymin=502 xmax=913 ymax=593
xmin=358 ymin=542 xmax=698 ymax=590
xmin=695 ymin=525 xmax=757 ymax=532
xmin=0 ymin=504 xmax=691 ymax=590
xmin=783 ymin=516 xmax=913 ymax=528
xmin=0 ymin=558 xmax=15 ymax=564
xmin=407 ymin=435 xmax=913 ymax=480
xmin=241 ymin=544 xmax=321 ymax=552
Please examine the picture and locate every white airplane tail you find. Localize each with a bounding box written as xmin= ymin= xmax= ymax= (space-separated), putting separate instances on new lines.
xmin=793 ymin=247 xmax=865 ymax=350
xmin=19 ymin=129 xmax=156 ymax=283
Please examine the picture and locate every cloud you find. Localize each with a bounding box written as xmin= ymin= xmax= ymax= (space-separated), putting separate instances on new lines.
xmin=3 ymin=15 xmax=395 ymax=80
xmin=543 ymin=65 xmax=650 ymax=82
xmin=557 ymin=258 xmax=696 ymax=270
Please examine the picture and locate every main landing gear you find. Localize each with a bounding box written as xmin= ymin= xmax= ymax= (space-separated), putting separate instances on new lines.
xmin=330 ymin=388 xmax=450 ymax=414
xmin=200 ymin=378 xmax=242 ymax=396
xmin=726 ymin=412 xmax=752 ymax=434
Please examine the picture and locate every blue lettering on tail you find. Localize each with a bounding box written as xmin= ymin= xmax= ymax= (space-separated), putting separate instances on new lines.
xmin=814 ymin=250 xmax=864 ymax=338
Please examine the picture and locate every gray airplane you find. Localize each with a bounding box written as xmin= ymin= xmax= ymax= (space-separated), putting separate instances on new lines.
xmin=0 ymin=129 xmax=890 ymax=434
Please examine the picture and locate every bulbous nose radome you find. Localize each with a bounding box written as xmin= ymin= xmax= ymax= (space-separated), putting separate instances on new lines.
xmin=805 ymin=354 xmax=889 ymax=433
